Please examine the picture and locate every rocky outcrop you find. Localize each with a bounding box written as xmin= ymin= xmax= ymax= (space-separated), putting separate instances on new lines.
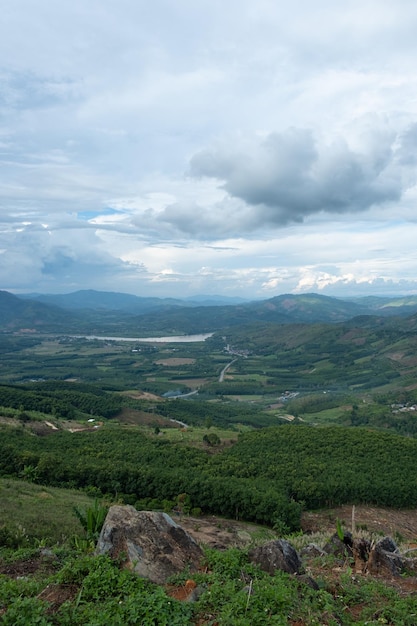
xmin=366 ymin=537 xmax=404 ymax=577
xmin=96 ymin=506 xmax=203 ymax=584
xmin=300 ymin=543 xmax=327 ymax=559
xmin=248 ymin=539 xmax=302 ymax=575
xmin=323 ymin=531 xmax=353 ymax=559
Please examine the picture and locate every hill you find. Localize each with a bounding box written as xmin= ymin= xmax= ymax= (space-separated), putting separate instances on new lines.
xmin=6 ymin=289 xmax=417 ymax=335
xmin=0 ymin=290 xmax=78 ymax=331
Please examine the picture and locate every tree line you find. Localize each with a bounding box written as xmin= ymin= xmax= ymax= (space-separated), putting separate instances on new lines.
xmin=2 ymin=422 xmax=417 ymax=529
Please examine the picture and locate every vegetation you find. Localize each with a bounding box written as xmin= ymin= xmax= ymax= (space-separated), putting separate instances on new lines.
xmin=2 ymin=510 xmax=417 ymax=624
xmin=0 ymin=479 xmax=96 ymax=546
xmin=3 ymin=292 xmax=417 ymax=621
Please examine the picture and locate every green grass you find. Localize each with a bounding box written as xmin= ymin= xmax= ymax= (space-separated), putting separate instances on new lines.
xmin=0 ymin=478 xmax=97 ymax=545
xmin=154 ymin=425 xmax=239 ymax=444
xmin=300 ymin=406 xmax=352 ymax=424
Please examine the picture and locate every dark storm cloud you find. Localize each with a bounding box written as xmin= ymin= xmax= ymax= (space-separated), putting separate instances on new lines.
xmin=189 ymin=127 xmax=406 ymax=228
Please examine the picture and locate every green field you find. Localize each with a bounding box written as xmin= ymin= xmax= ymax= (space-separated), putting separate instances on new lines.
xmin=0 ymin=478 xmax=95 ymax=545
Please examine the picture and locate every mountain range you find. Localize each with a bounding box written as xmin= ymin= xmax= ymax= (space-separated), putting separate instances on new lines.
xmin=3 ymin=289 xmax=417 ymax=334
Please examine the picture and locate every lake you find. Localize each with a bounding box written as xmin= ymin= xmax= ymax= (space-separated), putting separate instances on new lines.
xmin=75 ymin=333 xmax=214 ymax=343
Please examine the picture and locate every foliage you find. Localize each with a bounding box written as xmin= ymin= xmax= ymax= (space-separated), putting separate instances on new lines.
xmin=203 ymin=432 xmax=221 ymax=446
xmin=73 ymin=499 xmax=108 ymax=543
xmin=0 ymin=382 xmax=123 ymax=420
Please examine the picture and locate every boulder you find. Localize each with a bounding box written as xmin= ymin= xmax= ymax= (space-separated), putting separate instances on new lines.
xmin=323 ymin=531 xmax=353 ymax=559
xmin=366 ymin=537 xmax=404 ymax=577
xmin=248 ymin=539 xmax=301 ymax=575
xmin=96 ymin=506 xmax=203 ymax=584
xmin=300 ymin=543 xmax=327 ymax=559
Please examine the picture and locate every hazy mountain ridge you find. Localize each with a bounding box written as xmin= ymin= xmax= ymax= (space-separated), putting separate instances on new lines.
xmin=19 ymin=290 xmax=248 ymax=312
xmin=0 ymin=290 xmax=78 ymax=330
xmin=3 ymin=289 xmax=417 ymax=334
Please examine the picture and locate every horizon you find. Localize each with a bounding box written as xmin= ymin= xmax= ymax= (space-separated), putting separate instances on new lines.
xmin=6 ymin=287 xmax=417 ymax=303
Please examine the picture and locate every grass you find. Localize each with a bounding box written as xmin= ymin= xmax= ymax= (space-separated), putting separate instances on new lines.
xmin=2 ymin=475 xmax=417 ymax=624
xmin=0 ymin=478 xmax=97 ymax=545
xmin=154 ymin=425 xmax=238 ymax=445
xmin=300 ymin=406 xmax=352 ymax=424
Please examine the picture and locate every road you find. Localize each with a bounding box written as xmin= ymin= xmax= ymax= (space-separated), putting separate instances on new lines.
xmin=219 ymin=359 xmax=237 ymax=382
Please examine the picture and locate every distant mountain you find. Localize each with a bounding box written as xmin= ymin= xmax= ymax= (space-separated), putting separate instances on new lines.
xmin=348 ymin=295 xmax=417 ymax=316
xmin=183 ymin=294 xmax=250 ymax=305
xmin=20 ymin=290 xmax=188 ymax=314
xmin=6 ymin=289 xmax=417 ymax=335
xmin=0 ymin=290 xmax=77 ymax=330
xmin=247 ymin=293 xmax=371 ymax=322
xmin=21 ymin=290 xmax=250 ymax=312
xmin=122 ymin=292 xmax=373 ymax=334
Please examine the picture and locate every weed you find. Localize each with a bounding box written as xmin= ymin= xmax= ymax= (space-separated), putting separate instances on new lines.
xmin=0 ymin=523 xmax=29 ymax=549
xmin=73 ymin=498 xmax=108 ymax=543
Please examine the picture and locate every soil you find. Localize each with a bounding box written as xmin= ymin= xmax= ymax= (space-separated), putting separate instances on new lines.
xmin=176 ymin=505 xmax=417 ymax=550
xmin=0 ymin=551 xmax=60 ymax=579
xmin=301 ymin=504 xmax=417 ymax=541
xmin=154 ymin=358 xmax=196 ymax=366
xmin=121 ymin=390 xmax=163 ymax=401
xmin=176 ymin=514 xmax=264 ymax=550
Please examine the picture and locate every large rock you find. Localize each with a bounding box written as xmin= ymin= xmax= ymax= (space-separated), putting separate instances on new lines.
xmin=323 ymin=531 xmax=353 ymax=559
xmin=96 ymin=506 xmax=203 ymax=584
xmin=248 ymin=539 xmax=301 ymax=575
xmin=366 ymin=537 xmax=404 ymax=577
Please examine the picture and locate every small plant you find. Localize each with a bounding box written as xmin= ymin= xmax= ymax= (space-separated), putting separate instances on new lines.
xmin=19 ymin=465 xmax=39 ymax=483
xmin=0 ymin=523 xmax=29 ymax=549
xmin=73 ymin=498 xmax=108 ymax=543
xmin=335 ymin=518 xmax=344 ymax=541
xmin=272 ymin=517 xmax=291 ymax=536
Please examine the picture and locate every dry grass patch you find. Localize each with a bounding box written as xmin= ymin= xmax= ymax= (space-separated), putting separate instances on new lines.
xmin=154 ymin=357 xmax=196 ymax=366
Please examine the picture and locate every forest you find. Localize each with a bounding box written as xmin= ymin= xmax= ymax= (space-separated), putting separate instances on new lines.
xmin=2 ymin=422 xmax=417 ymax=532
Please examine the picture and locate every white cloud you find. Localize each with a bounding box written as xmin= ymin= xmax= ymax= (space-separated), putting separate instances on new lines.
xmin=2 ymin=0 xmax=417 ymax=297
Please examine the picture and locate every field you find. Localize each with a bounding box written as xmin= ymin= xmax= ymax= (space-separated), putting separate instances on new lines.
xmin=0 ymin=479 xmax=95 ymax=545
xmin=3 ymin=325 xmax=417 ymax=438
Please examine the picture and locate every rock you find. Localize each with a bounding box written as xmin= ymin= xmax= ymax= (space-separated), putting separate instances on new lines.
xmin=323 ymin=532 xmax=353 ymax=558
xmin=300 ymin=543 xmax=327 ymax=559
xmin=375 ymin=537 xmax=398 ymax=553
xmin=248 ymin=539 xmax=302 ymax=575
xmin=96 ymin=506 xmax=203 ymax=584
xmin=367 ymin=537 xmax=404 ymax=577
xmin=296 ymin=574 xmax=320 ymax=590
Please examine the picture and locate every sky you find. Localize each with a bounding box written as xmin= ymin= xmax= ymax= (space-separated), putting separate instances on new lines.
xmin=2 ymin=0 xmax=417 ymax=299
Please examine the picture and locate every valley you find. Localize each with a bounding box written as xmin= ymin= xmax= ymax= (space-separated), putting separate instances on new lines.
xmin=2 ymin=289 xmax=417 ymax=623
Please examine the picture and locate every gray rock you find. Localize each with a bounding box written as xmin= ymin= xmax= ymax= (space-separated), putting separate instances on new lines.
xmin=402 ymin=557 xmax=417 ymax=575
xmin=367 ymin=537 xmax=404 ymax=577
xmin=375 ymin=537 xmax=398 ymax=553
xmin=96 ymin=506 xmax=203 ymax=584
xmin=248 ymin=539 xmax=301 ymax=575
xmin=300 ymin=543 xmax=327 ymax=559
xmin=296 ymin=574 xmax=320 ymax=590
xmin=323 ymin=532 xmax=353 ymax=558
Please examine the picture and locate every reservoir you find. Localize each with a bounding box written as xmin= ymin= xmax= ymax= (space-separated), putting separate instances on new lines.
xmin=75 ymin=333 xmax=213 ymax=343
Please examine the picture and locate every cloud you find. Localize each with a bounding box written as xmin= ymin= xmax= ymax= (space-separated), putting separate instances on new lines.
xmin=189 ymin=124 xmax=409 ymax=229
xmin=2 ymin=1 xmax=417 ymax=297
